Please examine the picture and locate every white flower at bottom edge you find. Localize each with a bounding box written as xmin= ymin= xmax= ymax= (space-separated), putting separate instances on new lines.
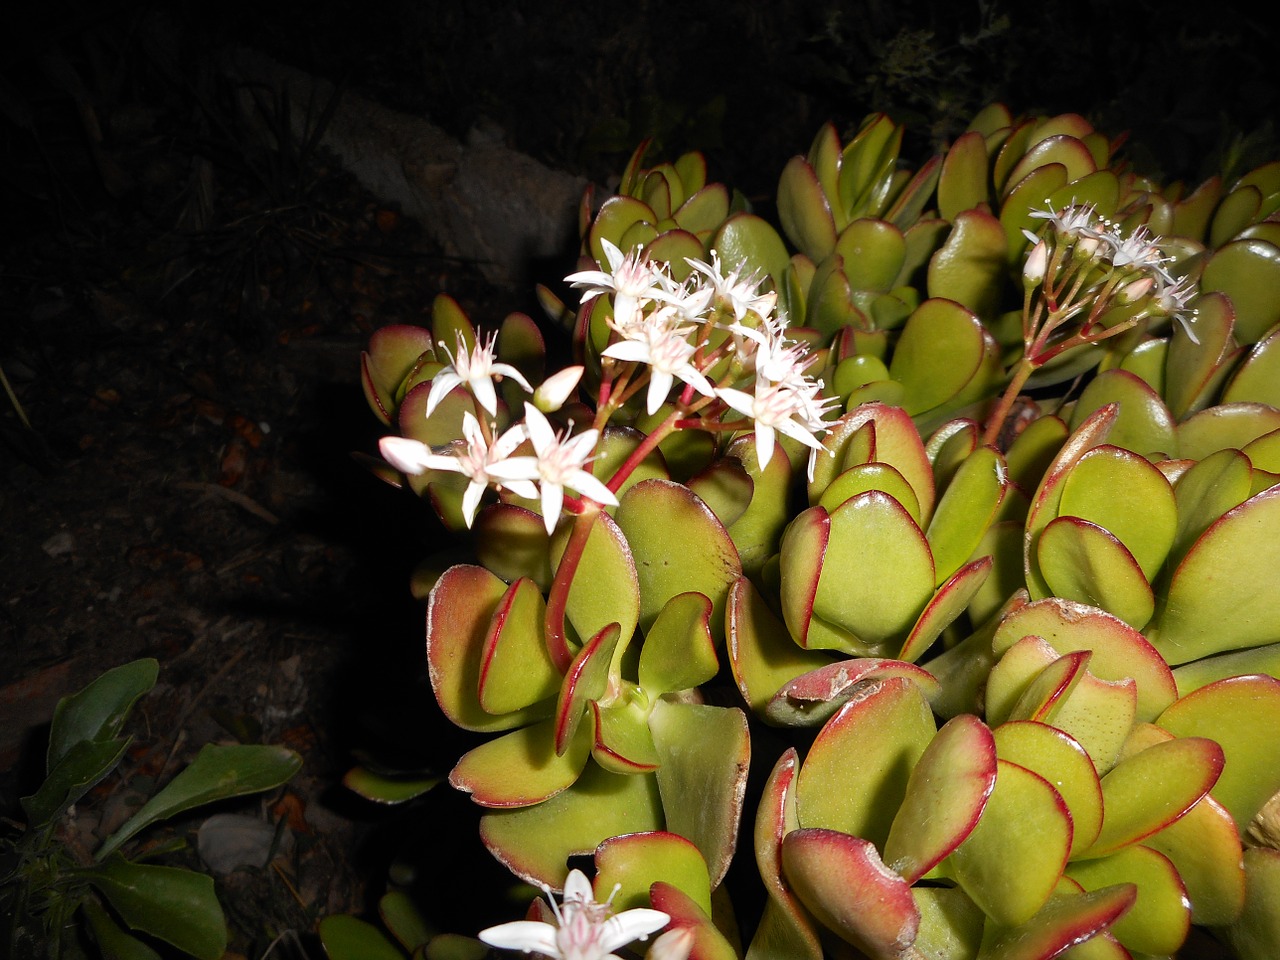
xmin=485 ymin=404 xmax=619 ymax=535
xmin=478 ymin=868 xmax=671 ymax=960
xmin=717 ymin=378 xmax=836 ymax=480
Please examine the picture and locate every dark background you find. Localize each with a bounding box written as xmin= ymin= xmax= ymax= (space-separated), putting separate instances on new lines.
xmin=0 ymin=0 xmax=1275 ymax=954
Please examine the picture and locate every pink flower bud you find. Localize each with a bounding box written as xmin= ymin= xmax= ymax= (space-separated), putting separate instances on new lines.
xmin=533 ymin=366 xmax=585 ymax=412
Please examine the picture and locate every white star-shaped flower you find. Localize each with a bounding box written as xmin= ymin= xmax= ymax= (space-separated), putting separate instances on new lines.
xmin=426 ymin=331 xmax=534 ymax=418
xmin=717 ymin=376 xmax=837 ymax=479
xmin=378 ymin=413 xmax=536 ymax=527
xmin=564 ymin=238 xmax=683 ymax=332
xmin=486 ymin=404 xmax=619 ymax=534
xmin=600 ymin=308 xmax=715 ymax=415
xmin=478 ymin=868 xmax=671 ymax=960
xmin=686 ymin=248 xmax=777 ymax=324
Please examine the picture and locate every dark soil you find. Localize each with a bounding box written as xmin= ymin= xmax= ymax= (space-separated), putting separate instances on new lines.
xmin=1 ymin=2 xmax=1275 ymax=957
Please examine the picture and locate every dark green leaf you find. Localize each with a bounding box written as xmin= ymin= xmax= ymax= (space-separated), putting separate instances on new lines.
xmin=48 ymin=659 xmax=157 ymax=773
xmin=82 ymin=860 xmax=226 ymax=960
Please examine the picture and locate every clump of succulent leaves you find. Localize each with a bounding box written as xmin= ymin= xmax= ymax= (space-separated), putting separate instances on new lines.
xmin=360 ymin=102 xmax=1280 ymax=960
xmin=0 ymin=660 xmax=302 ymax=960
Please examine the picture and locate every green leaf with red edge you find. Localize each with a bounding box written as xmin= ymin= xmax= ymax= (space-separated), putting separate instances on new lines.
xmin=361 ymin=324 xmax=437 ymax=425
xmin=1165 ymin=291 xmax=1237 ymax=420
xmin=1036 ymin=517 xmax=1155 ymax=630
xmin=1145 ymin=790 xmax=1245 ymax=927
xmin=1167 ymin=448 xmax=1254 ymax=571
xmin=747 ymin=749 xmax=824 ymax=960
xmin=477 ymin=577 xmax=559 ymax=715
xmin=479 ymin=762 xmax=664 ymax=888
xmin=898 ymin=558 xmax=993 ymax=664
xmin=985 ymin=634 xmax=1060 ymax=728
xmin=777 ymin=505 xmax=835 ymax=651
xmin=912 ymin=887 xmax=985 ymax=960
xmin=638 ymin=592 xmax=719 ymax=695
xmin=1024 ymin=405 xmax=1118 ymax=599
xmin=938 ymin=130 xmax=991 ymax=221
xmin=1056 ymin=445 xmax=1178 ymax=581
xmin=764 ymin=658 xmax=941 ymax=728
xmin=615 ymin=479 xmax=742 ymax=642
xmin=549 ymin=510 xmax=639 ymax=670
xmin=1156 ymin=674 xmax=1280 ymax=829
xmin=927 ymin=209 xmax=1007 ymax=317
xmin=1048 ymin=668 xmax=1138 ymax=777
xmin=591 ymin=690 xmax=660 ymax=774
xmin=1224 ymin=323 xmax=1280 ymax=408
xmin=884 ymin=714 xmax=997 ymax=884
xmin=1200 ymin=237 xmax=1280 ymax=344
xmin=589 ymin=195 xmax=658 ymax=263
xmin=991 ymin=598 xmax=1176 ymax=723
xmin=925 ymin=444 xmax=1006 ymax=586
xmin=889 ymin=298 xmax=992 ymax=418
xmin=817 ymin=462 xmax=921 ymax=522
xmin=650 ymin=881 xmax=740 ymax=960
xmin=724 ymin=434 xmax=794 ymax=579
xmin=811 ymin=403 xmax=936 ymax=521
xmin=836 ymin=218 xmax=905 ymax=293
xmin=449 ymin=717 xmax=591 ymax=807
xmin=649 ymin=699 xmax=750 ymax=888
xmin=474 ymin=504 xmax=553 ymax=590
xmin=1148 ymin=486 xmax=1280 ymax=663
xmin=949 ymin=759 xmax=1073 ymax=927
xmin=1066 ymin=845 xmax=1190 ymax=955
xmin=993 ymin=721 xmax=1103 ymax=857
xmin=427 ymin=565 xmax=548 ymax=733
xmin=1005 ymin=135 xmax=1099 ymax=194
xmin=813 ymin=491 xmax=936 ymax=653
xmin=594 ymin=831 xmax=713 ymax=915
xmin=712 ymin=213 xmax=792 ymax=300
xmin=1007 ymin=649 xmax=1090 ymax=725
xmin=555 ymin=622 xmax=622 ymax=755
xmin=1067 ymin=370 xmax=1176 ymax=458
xmin=1078 ymin=736 xmax=1224 ymax=858
xmin=1179 ymin=403 xmax=1280 ymax=463
xmin=1004 ymin=415 xmax=1068 ymax=502
xmin=974 ymin=881 xmax=1137 ymax=960
xmin=688 ymin=457 xmax=753 ymax=530
xmin=726 ymin=576 xmax=830 ymax=718
xmin=674 ymin=182 xmax=730 ymax=236
xmin=1222 ymin=847 xmax=1280 ymax=960
xmin=796 ymin=676 xmax=936 ymax=849
xmin=781 ymin=828 xmax=921 ymax=960
xmin=778 ymin=156 xmax=837 ymax=261
xmin=1172 ymin=641 xmax=1280 ymax=697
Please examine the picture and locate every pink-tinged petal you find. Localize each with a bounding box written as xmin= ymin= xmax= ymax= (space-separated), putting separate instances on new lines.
xmin=379 ymin=435 xmax=434 ymax=474
xmin=563 ymin=868 xmax=594 ymax=901
xmin=601 ymin=340 xmax=653 ymax=363
xmin=478 ymin=919 xmax=559 ymax=954
xmin=597 ymin=909 xmax=671 ymax=953
xmin=754 ymin=423 xmax=777 ymax=471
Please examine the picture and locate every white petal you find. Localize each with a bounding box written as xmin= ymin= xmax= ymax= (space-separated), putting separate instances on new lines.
xmin=566 ymin=469 xmax=619 ymax=507
xmin=461 ymin=481 xmax=486 ymax=527
xmin=754 ymin=423 xmax=777 ymax=471
xmin=646 ymin=369 xmax=674 ymax=415
xmin=540 ymin=482 xmax=565 ymax=534
xmin=491 ymin=362 xmax=534 ymax=393
xmin=597 ymin=909 xmax=672 ymax=953
xmin=601 ymin=340 xmax=654 ymax=363
xmin=676 ymin=366 xmax=716 ymax=398
xmin=522 ymin=404 xmax=556 ymax=453
xmin=562 ymin=869 xmax=594 ymax=902
xmin=379 ymin=436 xmax=434 ymax=474
xmin=425 ymin=371 xmax=462 ymax=418
xmin=600 ymin=237 xmax=625 ymax=271
xmin=478 ymin=919 xmax=560 ymax=955
xmin=485 ymin=455 xmax=541 ymax=483
xmin=533 ymin=366 xmax=584 ymax=412
xmin=715 ymin=386 xmax=756 ymax=419
xmin=471 ymin=376 xmax=499 ymax=416
xmin=498 ymin=478 xmax=539 ymax=501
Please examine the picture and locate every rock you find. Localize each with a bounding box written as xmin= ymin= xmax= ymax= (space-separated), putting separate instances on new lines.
xmin=217 ymin=46 xmax=589 ymax=290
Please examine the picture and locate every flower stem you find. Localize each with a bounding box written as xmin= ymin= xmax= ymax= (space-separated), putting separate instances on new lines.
xmin=544 ymin=507 xmax=599 ymax=672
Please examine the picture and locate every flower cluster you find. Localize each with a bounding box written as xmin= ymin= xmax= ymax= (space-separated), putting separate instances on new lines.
xmin=1023 ymin=201 xmax=1199 ymax=344
xmin=380 ymin=238 xmax=835 ymax=533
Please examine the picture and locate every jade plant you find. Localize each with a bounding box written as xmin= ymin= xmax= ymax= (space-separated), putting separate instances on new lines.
xmin=359 ymin=103 xmax=1280 ymax=960
xmin=0 ymin=659 xmax=302 ymax=960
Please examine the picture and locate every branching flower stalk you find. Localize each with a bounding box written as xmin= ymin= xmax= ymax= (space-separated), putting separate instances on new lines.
xmin=982 ymin=203 xmax=1199 ymax=447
